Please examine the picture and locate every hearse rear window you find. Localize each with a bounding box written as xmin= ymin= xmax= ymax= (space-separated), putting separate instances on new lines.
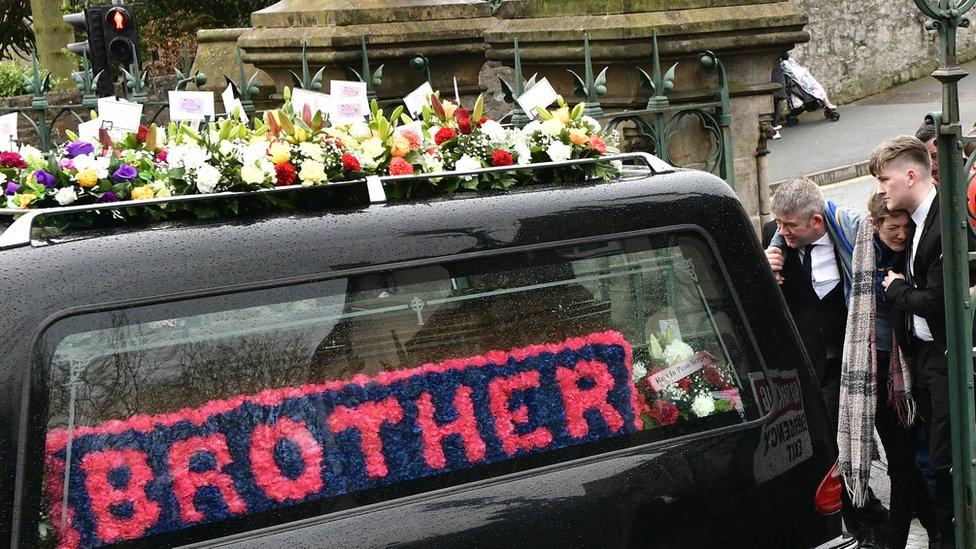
xmin=36 ymin=232 xmax=765 ymax=547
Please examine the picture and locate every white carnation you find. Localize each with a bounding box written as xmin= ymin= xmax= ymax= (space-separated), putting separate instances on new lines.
xmin=18 ymin=144 xmax=45 ymax=165
xmin=348 ymin=122 xmax=372 ymax=140
xmin=422 ymin=153 xmax=444 ymax=174
xmin=454 ymin=154 xmax=482 ymax=178
xmin=581 ymin=115 xmax=601 ymax=132
xmin=663 ymin=340 xmax=694 ymax=366
xmin=240 ymin=162 xmax=266 ymax=185
xmin=168 ymin=144 xmax=209 ymax=170
xmin=522 ymin=120 xmax=542 ymax=136
xmin=632 ymin=361 xmax=648 ymax=383
xmin=691 ymin=395 xmax=716 ymax=418
xmin=546 ymin=141 xmax=572 ymax=162
xmin=218 ymin=140 xmax=235 ymax=157
xmin=480 ymin=120 xmax=506 ymax=143
xmin=194 ymin=163 xmax=221 ymax=193
xmin=297 ymin=142 xmax=324 ymax=162
xmin=541 ymin=117 xmax=564 ymax=137
xmin=515 ymin=141 xmax=532 ymax=165
xmin=54 ymin=187 xmax=78 ymax=205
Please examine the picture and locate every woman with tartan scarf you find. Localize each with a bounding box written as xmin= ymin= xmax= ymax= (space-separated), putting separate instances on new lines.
xmin=838 ymin=194 xmax=939 ymax=548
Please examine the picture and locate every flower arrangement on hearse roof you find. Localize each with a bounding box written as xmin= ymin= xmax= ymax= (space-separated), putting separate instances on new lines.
xmin=631 ymin=325 xmax=744 ymax=428
xmin=0 ymin=88 xmax=620 ymax=221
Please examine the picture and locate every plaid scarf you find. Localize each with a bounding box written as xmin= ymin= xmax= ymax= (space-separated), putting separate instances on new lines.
xmin=838 ymin=221 xmax=915 ymax=506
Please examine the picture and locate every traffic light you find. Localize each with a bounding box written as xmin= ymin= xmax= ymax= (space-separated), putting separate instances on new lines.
xmin=62 ymin=4 xmax=140 ymax=98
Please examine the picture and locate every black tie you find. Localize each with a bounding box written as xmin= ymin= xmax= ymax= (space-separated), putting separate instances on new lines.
xmin=803 ymin=243 xmax=815 ymax=284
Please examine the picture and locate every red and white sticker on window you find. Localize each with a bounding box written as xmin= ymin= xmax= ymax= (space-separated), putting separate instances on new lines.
xmin=749 ymin=370 xmax=814 ymax=483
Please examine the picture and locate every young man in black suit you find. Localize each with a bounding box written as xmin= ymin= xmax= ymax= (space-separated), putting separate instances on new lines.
xmin=763 ymin=178 xmax=888 ymax=547
xmin=877 ymin=135 xmax=966 ymax=548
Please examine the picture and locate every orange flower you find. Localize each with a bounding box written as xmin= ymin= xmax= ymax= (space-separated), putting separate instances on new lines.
xmin=568 ymin=128 xmax=589 ymax=147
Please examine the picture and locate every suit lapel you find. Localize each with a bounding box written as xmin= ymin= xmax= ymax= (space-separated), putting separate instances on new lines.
xmin=913 ymin=194 xmax=940 ymax=276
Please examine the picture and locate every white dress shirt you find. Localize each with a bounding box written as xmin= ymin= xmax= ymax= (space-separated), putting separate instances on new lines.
xmin=799 ymin=232 xmax=841 ymax=299
xmin=909 ymin=187 xmax=937 ymax=341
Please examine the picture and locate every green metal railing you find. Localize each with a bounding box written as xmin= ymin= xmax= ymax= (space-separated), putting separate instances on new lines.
xmin=914 ymin=1 xmax=976 ymax=546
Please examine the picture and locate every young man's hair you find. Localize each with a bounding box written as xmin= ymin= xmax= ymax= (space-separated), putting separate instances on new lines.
xmin=771 ymin=177 xmax=824 ymax=220
xmin=915 ymin=123 xmax=936 ymax=143
xmin=867 ymin=193 xmax=909 ymax=225
xmin=868 ymin=135 xmax=932 ymax=178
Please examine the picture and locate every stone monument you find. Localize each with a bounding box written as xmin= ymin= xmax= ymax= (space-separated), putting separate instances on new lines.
xmin=237 ymin=0 xmax=495 ymax=105
xmin=485 ymin=0 xmax=809 ymax=229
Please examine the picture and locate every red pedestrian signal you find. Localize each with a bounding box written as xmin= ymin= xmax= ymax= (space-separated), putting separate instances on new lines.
xmin=107 ymin=8 xmax=130 ymax=33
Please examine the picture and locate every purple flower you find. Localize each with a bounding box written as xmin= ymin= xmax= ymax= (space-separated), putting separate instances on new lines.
xmin=96 ymin=191 xmax=118 ymax=203
xmin=65 ymin=141 xmax=94 ymax=159
xmin=112 ymin=164 xmax=138 ymax=182
xmin=34 ymin=170 xmax=56 ymax=188
xmin=4 ymin=181 xmax=20 ymax=196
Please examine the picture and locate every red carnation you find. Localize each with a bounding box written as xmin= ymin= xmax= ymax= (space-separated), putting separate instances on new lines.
xmin=649 ymin=400 xmax=680 ymax=426
xmin=458 ymin=117 xmax=472 ymax=135
xmin=341 ymin=153 xmax=361 ymax=173
xmin=275 ymin=162 xmax=297 ymax=186
xmin=0 ymin=152 xmax=26 ymax=169
xmin=136 ymin=124 xmax=149 ymax=143
xmin=388 ymin=157 xmax=414 ymax=176
xmin=478 ymin=116 xmax=491 ymax=126
xmin=678 ymin=377 xmax=692 ymax=392
xmin=434 ymin=127 xmax=457 ymax=145
xmin=491 ymin=149 xmax=513 ymax=167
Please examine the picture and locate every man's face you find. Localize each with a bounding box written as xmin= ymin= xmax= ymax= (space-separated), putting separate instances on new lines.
xmin=924 ymin=139 xmax=938 ymax=183
xmin=876 ymin=212 xmax=911 ymax=252
xmin=875 ymin=164 xmax=914 ymax=212
xmin=775 ymin=211 xmax=825 ymax=249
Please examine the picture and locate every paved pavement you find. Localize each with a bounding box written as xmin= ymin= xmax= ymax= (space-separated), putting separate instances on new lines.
xmin=821 ymin=176 xmax=929 ymax=548
xmin=768 ymin=60 xmax=976 ymax=184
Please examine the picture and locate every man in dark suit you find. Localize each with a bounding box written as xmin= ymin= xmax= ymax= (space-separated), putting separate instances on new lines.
xmin=877 ymin=135 xmax=967 ymax=548
xmin=763 ymin=178 xmax=887 ymax=546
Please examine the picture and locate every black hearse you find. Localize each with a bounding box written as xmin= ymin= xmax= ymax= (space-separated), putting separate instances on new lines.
xmin=0 ymin=154 xmax=854 ymax=548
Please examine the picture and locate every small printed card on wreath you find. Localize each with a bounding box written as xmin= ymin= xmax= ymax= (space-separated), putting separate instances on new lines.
xmin=330 ymin=80 xmax=369 ymax=124
xmin=97 ymin=97 xmax=143 ymax=133
xmin=76 ymin=119 xmax=102 ymax=144
xmin=168 ymin=91 xmax=216 ymax=122
xmin=648 ymin=350 xmax=717 ymax=391
xmin=403 ymin=81 xmax=434 ymax=117
xmin=0 ymin=112 xmax=17 ymax=152
xmin=516 ymin=77 xmax=558 ymax=120
xmin=291 ymin=88 xmax=332 ymax=120
xmin=221 ymin=84 xmax=244 ymax=120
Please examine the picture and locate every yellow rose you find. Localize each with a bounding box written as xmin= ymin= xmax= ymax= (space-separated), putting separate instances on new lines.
xmin=130 ymin=186 xmax=154 ymax=200
xmin=568 ymin=127 xmax=589 ymax=146
xmin=15 ymin=193 xmax=35 ymax=209
xmin=268 ymin=141 xmax=291 ymax=164
xmin=442 ymin=100 xmax=458 ymax=119
xmin=361 ymin=137 xmax=386 ymax=159
xmin=74 ymin=168 xmax=99 ymax=188
xmin=390 ymin=134 xmax=410 ymax=158
xmin=555 ymin=106 xmax=571 ymax=124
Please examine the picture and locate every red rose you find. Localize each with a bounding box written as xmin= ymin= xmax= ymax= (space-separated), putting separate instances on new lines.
xmin=458 ymin=117 xmax=472 ymax=135
xmin=454 ymin=108 xmax=470 ymax=122
xmin=434 ymin=127 xmax=457 ymax=145
xmin=650 ymin=400 xmax=680 ymax=426
xmin=156 ymin=149 xmax=168 ymax=163
xmin=341 ymin=153 xmax=361 ymax=173
xmin=275 ymin=162 xmax=297 ymax=186
xmin=491 ymin=149 xmax=513 ymax=167
xmin=0 ymin=152 xmax=26 ymax=169
xmin=478 ymin=116 xmax=491 ymax=126
xmin=388 ymin=157 xmax=414 ymax=176
xmin=678 ymin=378 xmax=692 ymax=392
xmin=136 ymin=124 xmax=149 ymax=143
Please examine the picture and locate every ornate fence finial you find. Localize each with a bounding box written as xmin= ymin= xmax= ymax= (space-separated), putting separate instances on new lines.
xmin=499 ymin=39 xmax=538 ymax=127
xmin=121 ymin=43 xmax=150 ymax=103
xmin=568 ymin=33 xmax=607 ymax=118
xmin=345 ymin=36 xmax=384 ymax=102
xmin=409 ymin=53 xmax=432 ymax=87
xmin=637 ymin=29 xmax=677 ymax=110
xmin=290 ymin=41 xmax=325 ymax=91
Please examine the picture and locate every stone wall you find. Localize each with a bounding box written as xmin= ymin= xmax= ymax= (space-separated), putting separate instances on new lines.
xmin=789 ymin=0 xmax=976 ymax=104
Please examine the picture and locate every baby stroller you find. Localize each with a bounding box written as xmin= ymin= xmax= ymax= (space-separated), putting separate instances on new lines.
xmin=773 ymin=55 xmax=840 ymax=126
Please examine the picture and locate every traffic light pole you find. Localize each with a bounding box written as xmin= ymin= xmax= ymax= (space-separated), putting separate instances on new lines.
xmin=913 ymin=2 xmax=976 ymax=548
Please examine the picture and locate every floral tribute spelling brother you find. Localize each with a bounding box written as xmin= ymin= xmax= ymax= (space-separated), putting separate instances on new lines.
xmin=44 ymin=331 xmax=639 ymax=548
xmin=0 ymin=90 xmax=618 ymax=219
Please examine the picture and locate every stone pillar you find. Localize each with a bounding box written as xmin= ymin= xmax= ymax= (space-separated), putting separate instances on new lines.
xmin=193 ymin=28 xmax=274 ymax=93
xmin=238 ymin=0 xmax=495 ymax=105
xmin=485 ymin=0 xmax=809 ymax=230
